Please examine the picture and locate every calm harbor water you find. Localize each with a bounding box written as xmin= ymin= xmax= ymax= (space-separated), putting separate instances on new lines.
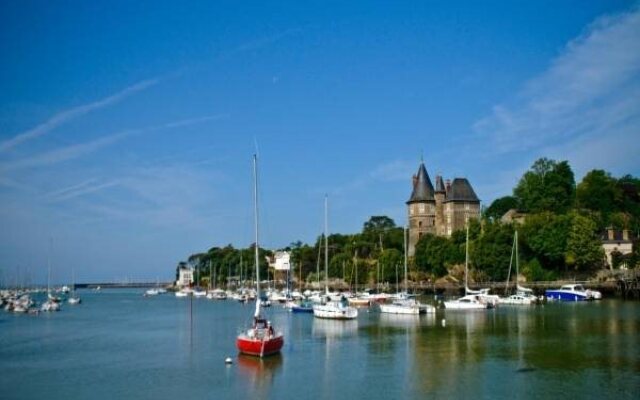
xmin=1 ymin=290 xmax=639 ymax=399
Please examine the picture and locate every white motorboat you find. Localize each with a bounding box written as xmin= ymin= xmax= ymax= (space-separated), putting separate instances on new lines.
xmin=444 ymin=294 xmax=491 ymax=310
xmin=193 ymin=289 xmax=207 ymax=298
xmin=144 ymin=288 xmax=160 ymax=296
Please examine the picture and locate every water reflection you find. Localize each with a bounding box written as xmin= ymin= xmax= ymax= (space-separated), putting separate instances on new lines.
xmin=312 ymin=318 xmax=358 ymax=339
xmin=377 ymin=312 xmax=436 ymax=331
xmin=236 ymin=354 xmax=283 ymax=399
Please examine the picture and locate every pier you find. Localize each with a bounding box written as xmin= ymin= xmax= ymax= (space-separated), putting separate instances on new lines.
xmin=616 ymin=270 xmax=640 ymax=299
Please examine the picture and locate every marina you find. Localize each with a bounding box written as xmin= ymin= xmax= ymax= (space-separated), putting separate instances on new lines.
xmin=1 ymin=289 xmax=639 ymax=399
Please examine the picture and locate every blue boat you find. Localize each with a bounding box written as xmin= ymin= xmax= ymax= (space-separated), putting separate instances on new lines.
xmin=545 ymin=284 xmax=589 ymax=302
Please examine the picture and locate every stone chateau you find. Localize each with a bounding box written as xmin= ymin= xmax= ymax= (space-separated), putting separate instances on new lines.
xmin=407 ymin=161 xmax=480 ymax=256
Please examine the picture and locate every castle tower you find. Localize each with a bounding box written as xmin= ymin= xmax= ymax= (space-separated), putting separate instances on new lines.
xmin=443 ymin=178 xmax=481 ymax=236
xmin=407 ymin=162 xmax=436 ymax=256
xmin=434 ymin=175 xmax=446 ymax=236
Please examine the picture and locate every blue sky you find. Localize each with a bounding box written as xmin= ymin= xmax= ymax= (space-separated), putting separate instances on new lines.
xmin=1 ymin=1 xmax=639 ymax=283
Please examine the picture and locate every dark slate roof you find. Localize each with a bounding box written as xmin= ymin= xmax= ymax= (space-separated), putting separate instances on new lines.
xmin=435 ymin=175 xmax=446 ymax=193
xmin=407 ymin=162 xmax=435 ymax=203
xmin=445 ymin=178 xmax=480 ymax=203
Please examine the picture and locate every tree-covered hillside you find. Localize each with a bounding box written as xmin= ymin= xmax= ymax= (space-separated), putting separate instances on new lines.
xmin=179 ymin=158 xmax=639 ymax=286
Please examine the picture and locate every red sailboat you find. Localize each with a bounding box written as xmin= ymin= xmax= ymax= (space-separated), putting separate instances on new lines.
xmin=236 ymin=154 xmax=284 ymax=357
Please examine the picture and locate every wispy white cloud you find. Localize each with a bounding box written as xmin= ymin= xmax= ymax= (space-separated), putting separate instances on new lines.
xmin=0 ymin=79 xmax=159 ymax=153
xmin=46 ymin=179 xmax=121 ymax=202
xmin=473 ymin=7 xmax=640 ymax=164
xmin=0 ymin=115 xmax=224 ymax=172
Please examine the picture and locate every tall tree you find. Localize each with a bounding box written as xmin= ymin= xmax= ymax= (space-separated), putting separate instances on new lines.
xmin=514 ymin=158 xmax=575 ymax=213
xmin=520 ymin=212 xmax=572 ymax=270
xmin=565 ymin=213 xmax=604 ymax=271
xmin=576 ymin=169 xmax=621 ymax=214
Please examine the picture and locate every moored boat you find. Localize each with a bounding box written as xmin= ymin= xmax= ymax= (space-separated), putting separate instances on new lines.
xmin=545 ymin=284 xmax=592 ymax=302
xmin=312 ymin=196 xmax=358 ymax=321
xmin=444 ymin=294 xmax=492 ymax=310
xmin=236 ymin=155 xmax=284 ymax=358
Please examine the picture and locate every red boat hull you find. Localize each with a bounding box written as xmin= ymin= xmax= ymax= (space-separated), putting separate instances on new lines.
xmin=236 ymin=335 xmax=284 ymax=357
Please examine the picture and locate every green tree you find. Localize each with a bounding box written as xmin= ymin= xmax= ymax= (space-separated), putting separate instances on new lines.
xmin=485 ymin=196 xmax=518 ymax=221
xmin=514 ymin=158 xmax=575 ymax=213
xmin=378 ymin=248 xmax=403 ymax=283
xmin=565 ymin=213 xmax=604 ymax=271
xmin=414 ymin=234 xmax=453 ymax=278
xmin=520 ymin=212 xmax=572 ymax=270
xmin=576 ymin=170 xmax=621 ymax=214
xmin=471 ymin=222 xmax=514 ymax=281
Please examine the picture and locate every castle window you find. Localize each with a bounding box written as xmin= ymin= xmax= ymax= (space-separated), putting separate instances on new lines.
xmin=419 ymin=204 xmax=425 ymax=213
xmin=410 ymin=206 xmax=414 ymax=215
xmin=418 ymin=221 xmax=422 ymax=228
xmin=465 ymin=203 xmax=470 ymax=210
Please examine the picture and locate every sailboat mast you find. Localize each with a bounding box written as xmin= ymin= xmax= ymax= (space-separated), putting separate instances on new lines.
xmin=404 ymin=225 xmax=408 ymax=294
xmin=324 ymin=194 xmax=329 ymax=294
xmin=515 ymin=230 xmax=519 ymax=285
xmin=465 ymin=224 xmax=469 ymax=290
xmin=47 ymin=237 xmax=52 ymax=295
xmin=354 ymin=250 xmax=358 ymax=295
xmin=253 ymin=154 xmax=260 ymax=300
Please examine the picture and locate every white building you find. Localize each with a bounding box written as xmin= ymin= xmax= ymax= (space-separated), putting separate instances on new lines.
xmin=269 ymin=251 xmax=291 ymax=271
xmin=176 ymin=265 xmax=194 ymax=287
xmin=601 ymin=229 xmax=634 ymax=270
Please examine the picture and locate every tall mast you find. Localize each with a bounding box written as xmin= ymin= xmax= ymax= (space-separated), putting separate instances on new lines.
xmin=404 ymin=225 xmax=408 ymax=294
xmin=354 ymin=249 xmax=358 ymax=295
xmin=465 ymin=224 xmax=469 ymax=290
xmin=47 ymin=237 xmax=52 ymax=295
xmin=324 ymin=194 xmax=329 ymax=294
xmin=253 ymin=154 xmax=260 ymax=300
xmin=515 ymin=230 xmax=519 ymax=286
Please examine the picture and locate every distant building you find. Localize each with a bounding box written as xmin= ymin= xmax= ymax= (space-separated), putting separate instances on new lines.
xmin=176 ymin=264 xmax=194 ymax=287
xmin=601 ymin=228 xmax=634 ymax=270
xmin=268 ymin=251 xmax=291 ymax=271
xmin=407 ymin=161 xmax=481 ymax=256
xmin=501 ymin=209 xmax=527 ymax=225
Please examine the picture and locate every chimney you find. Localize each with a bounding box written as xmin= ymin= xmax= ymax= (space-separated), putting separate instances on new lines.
xmin=607 ymin=227 xmax=614 ymax=241
xmin=623 ymin=229 xmax=629 ymax=241
xmin=445 ymin=179 xmax=451 ymax=192
xmin=412 ymin=174 xmax=418 ymax=188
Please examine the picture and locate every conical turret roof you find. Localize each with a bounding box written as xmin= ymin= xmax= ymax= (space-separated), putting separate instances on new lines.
xmin=407 ymin=162 xmax=435 ymax=203
xmin=435 ymin=175 xmax=446 ymax=193
xmin=445 ymin=178 xmax=480 ymax=202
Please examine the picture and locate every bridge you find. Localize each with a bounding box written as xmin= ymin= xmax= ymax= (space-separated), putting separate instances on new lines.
xmin=75 ymin=282 xmax=173 ymax=289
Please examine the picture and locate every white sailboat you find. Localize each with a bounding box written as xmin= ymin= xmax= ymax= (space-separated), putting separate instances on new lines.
xmin=41 ymin=239 xmax=61 ymax=312
xmin=444 ymin=225 xmax=491 ymax=310
xmin=462 ymin=225 xmax=499 ymax=306
xmin=347 ymin=250 xmax=370 ymax=307
xmin=499 ymin=230 xmax=537 ymax=305
xmin=380 ymin=226 xmax=435 ymax=315
xmin=68 ymin=268 xmax=81 ymax=304
xmin=313 ymin=195 xmax=358 ymax=320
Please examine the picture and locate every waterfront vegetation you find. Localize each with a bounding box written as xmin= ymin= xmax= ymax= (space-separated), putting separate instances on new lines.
xmin=183 ymin=158 xmax=640 ymax=287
